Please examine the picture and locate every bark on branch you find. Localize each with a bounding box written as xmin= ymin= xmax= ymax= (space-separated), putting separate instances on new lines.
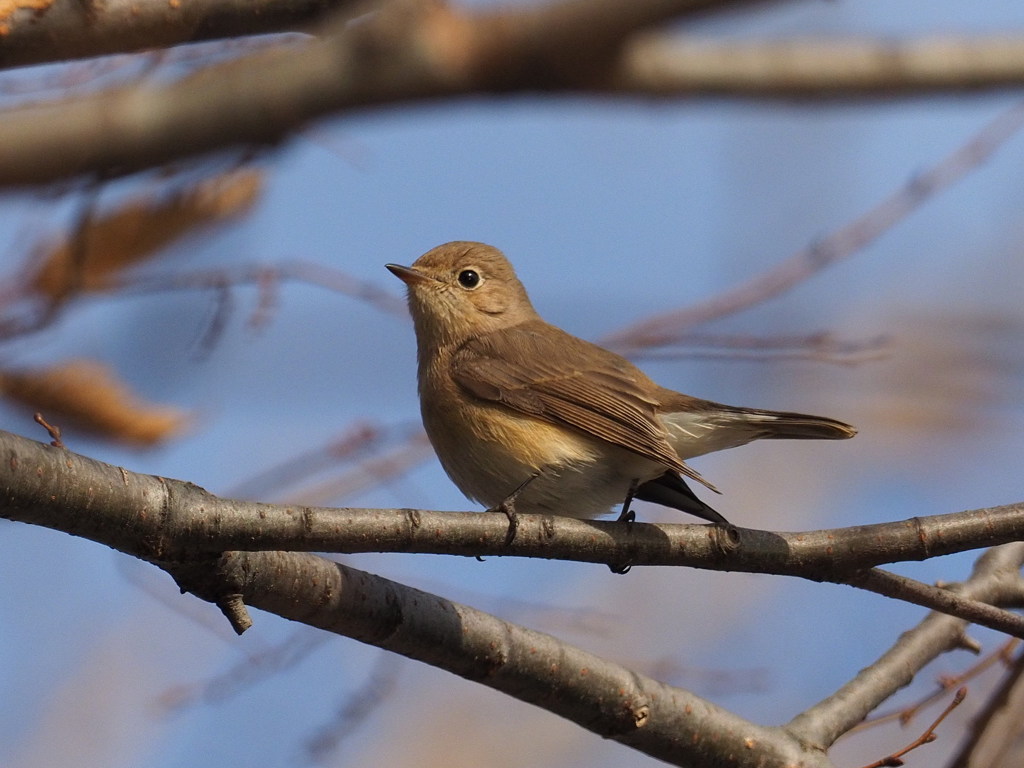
xmin=3 ymin=426 xmax=1023 ymax=765
xmin=219 ymin=549 xmax=826 ymax=768
xmin=2 ymin=428 xmax=1023 ymax=632
xmin=788 ymin=544 xmax=1024 ymax=748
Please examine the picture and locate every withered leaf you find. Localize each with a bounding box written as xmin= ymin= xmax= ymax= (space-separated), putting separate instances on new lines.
xmin=29 ymin=169 xmax=263 ymax=300
xmin=0 ymin=359 xmax=190 ymax=446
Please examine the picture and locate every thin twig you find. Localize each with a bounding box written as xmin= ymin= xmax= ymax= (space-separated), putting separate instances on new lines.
xmin=32 ymin=412 xmax=65 ymax=448
xmin=225 ymin=421 xmax=385 ymax=501
xmin=285 ymin=431 xmax=434 ymax=506
xmin=857 ymin=687 xmax=966 ymax=768
xmin=158 ymin=628 xmax=328 ymax=711
xmin=786 ymin=544 xmax=1024 ymax=748
xmin=104 ymin=260 xmax=408 ymax=318
xmin=842 ymin=568 xmax=1024 ymax=639
xmin=848 ymin=638 xmax=1019 ymax=734
xmin=604 ymin=100 xmax=1024 ymax=347
xmin=623 ymin=331 xmax=890 ymax=365
xmin=306 ymin=651 xmax=403 ymax=763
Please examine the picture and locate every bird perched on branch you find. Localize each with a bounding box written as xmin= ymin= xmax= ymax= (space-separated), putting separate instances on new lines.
xmin=388 ymin=241 xmax=855 ymax=532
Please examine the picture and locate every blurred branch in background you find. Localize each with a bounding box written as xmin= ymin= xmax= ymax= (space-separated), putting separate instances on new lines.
xmin=0 ymin=0 xmax=353 ymax=68
xmin=226 ymin=421 xmax=432 ymax=506
xmin=157 ymin=627 xmax=331 ymax=711
xmin=108 ymin=259 xmax=408 ymax=323
xmin=850 ymin=312 xmax=1024 ymax=439
xmin=3 ymin=0 xmax=1024 ymax=186
xmin=226 ymin=420 xmax=384 ymax=499
xmin=624 ymin=331 xmax=891 ymax=366
xmin=23 ymin=170 xmax=263 ymax=303
xmin=0 ymin=168 xmax=262 ymax=340
xmin=604 ymin=101 xmax=1024 ymax=349
xmin=304 ymin=651 xmax=402 ymax=764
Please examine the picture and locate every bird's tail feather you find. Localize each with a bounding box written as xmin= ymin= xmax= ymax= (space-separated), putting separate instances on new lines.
xmin=660 ymin=404 xmax=856 ymax=461
xmin=721 ymin=407 xmax=857 ymax=441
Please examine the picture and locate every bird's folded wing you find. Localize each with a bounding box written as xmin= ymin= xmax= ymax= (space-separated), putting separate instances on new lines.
xmin=451 ymin=322 xmax=717 ymax=491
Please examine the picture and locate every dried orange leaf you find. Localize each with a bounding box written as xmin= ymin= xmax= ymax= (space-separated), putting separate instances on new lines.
xmin=29 ymin=169 xmax=263 ymax=299
xmin=0 ymin=0 xmax=56 ymax=35
xmin=0 ymin=359 xmax=190 ymax=445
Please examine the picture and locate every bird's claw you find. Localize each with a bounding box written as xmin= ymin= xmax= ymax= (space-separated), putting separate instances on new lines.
xmin=498 ymin=499 xmax=519 ymax=546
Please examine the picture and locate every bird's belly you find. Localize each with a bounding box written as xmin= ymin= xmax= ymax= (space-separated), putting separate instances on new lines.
xmin=422 ymin=399 xmax=661 ymax=518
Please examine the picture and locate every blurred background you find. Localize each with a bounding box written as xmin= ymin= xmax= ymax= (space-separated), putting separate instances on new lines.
xmin=1 ymin=1 xmax=1023 ymax=766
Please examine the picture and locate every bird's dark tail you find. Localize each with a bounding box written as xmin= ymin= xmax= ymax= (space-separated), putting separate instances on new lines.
xmin=634 ymin=471 xmax=729 ymax=525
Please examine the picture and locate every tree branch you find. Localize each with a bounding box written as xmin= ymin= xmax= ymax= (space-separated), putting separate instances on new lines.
xmin=4 ymin=0 xmax=1024 ymax=188
xmin=2 ymin=428 xmax=1024 ymax=633
xmin=603 ymin=100 xmax=1024 ymax=348
xmin=0 ymin=0 xmax=772 ymax=187
xmin=615 ymin=34 xmax=1024 ymax=98
xmin=842 ymin=567 xmax=1024 ymax=639
xmin=215 ymin=548 xmax=829 ymax=768
xmin=787 ymin=543 xmax=1024 ymax=749
xmin=3 ymin=426 xmax=1023 ymax=764
xmin=946 ymin=643 xmax=1024 ymax=767
xmin=0 ymin=0 xmax=350 ymax=69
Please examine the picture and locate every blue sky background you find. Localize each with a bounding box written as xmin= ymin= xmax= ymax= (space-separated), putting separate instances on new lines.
xmin=2 ymin=1 xmax=1024 ymax=766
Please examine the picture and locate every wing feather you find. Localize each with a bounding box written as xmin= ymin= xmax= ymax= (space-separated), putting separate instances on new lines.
xmin=451 ymin=321 xmax=717 ymax=490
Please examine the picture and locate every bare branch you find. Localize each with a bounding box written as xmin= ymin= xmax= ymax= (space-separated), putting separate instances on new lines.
xmin=5 ymin=0 xmax=1024 ymax=188
xmin=849 ymin=638 xmax=1018 ymax=734
xmin=947 ymin=646 xmax=1024 ymax=768
xmin=787 ymin=543 xmax=1024 ymax=749
xmin=843 ymin=568 xmax=1024 ymax=640
xmin=217 ymin=548 xmax=827 ymax=768
xmin=857 ymin=687 xmax=965 ymax=768
xmin=3 ymin=427 xmax=1022 ymax=565
xmin=617 ymin=35 xmax=1024 ymax=98
xmin=604 ymin=100 xmax=1024 ymax=347
xmin=0 ymin=431 xmax=1021 ymax=762
xmin=0 ymin=0 xmax=352 ymax=69
xmin=2 ymin=428 xmax=1023 ymax=634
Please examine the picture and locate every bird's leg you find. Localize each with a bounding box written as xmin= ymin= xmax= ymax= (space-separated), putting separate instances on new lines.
xmin=489 ymin=470 xmax=541 ymax=546
xmin=616 ymin=478 xmax=640 ymax=525
xmin=609 ymin=479 xmax=641 ymax=574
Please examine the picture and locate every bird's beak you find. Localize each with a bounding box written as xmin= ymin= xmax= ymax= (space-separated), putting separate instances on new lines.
xmin=386 ymin=263 xmax=436 ymax=286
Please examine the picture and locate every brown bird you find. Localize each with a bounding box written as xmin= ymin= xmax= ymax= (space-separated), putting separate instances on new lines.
xmin=387 ymin=242 xmax=855 ymax=527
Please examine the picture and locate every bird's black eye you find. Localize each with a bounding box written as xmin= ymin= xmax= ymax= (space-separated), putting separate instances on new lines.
xmin=457 ymin=269 xmax=481 ymax=289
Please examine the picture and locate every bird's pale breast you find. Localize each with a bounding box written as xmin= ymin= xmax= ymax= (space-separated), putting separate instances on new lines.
xmin=419 ymin=360 xmax=660 ymax=515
